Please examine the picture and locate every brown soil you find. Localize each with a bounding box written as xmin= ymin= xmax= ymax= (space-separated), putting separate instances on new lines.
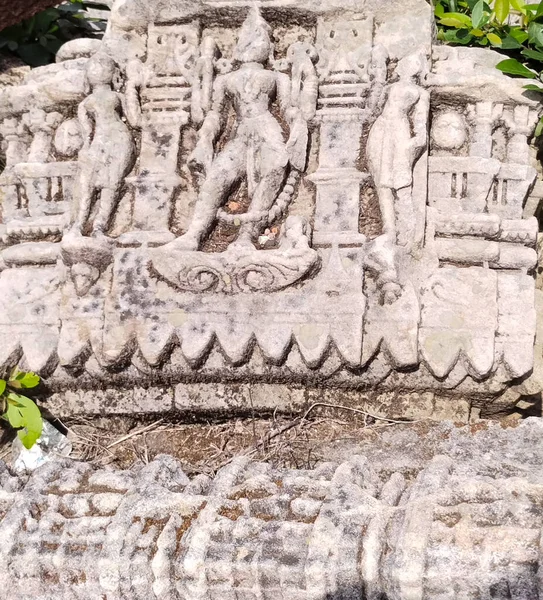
xmin=0 ymin=400 xmax=536 ymax=475
xmin=0 ymin=409 xmax=422 ymax=475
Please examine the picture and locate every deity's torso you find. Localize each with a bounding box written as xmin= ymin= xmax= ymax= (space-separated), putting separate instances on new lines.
xmin=223 ymin=64 xmax=280 ymax=120
xmin=85 ymin=90 xmax=128 ymax=137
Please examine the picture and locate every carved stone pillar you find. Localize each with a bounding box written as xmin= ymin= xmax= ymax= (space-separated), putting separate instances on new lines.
xmin=0 ymin=117 xmax=30 ymax=221
xmin=20 ymin=109 xmax=63 ymax=218
xmin=469 ymin=101 xmax=497 ymax=159
xmin=310 ymin=16 xmax=378 ymax=248
xmin=120 ymin=23 xmax=200 ymax=246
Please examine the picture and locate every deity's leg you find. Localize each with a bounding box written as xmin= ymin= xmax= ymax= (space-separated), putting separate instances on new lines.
xmin=93 ymin=187 xmax=120 ymax=236
xmin=173 ymin=140 xmax=246 ymax=251
xmin=376 ymin=186 xmax=397 ymax=241
xmin=236 ymin=158 xmax=288 ymax=246
xmin=72 ymin=170 xmax=95 ymax=235
xmin=395 ymin=186 xmax=415 ymax=249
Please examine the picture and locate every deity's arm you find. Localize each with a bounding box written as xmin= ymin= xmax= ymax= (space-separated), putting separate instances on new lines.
xmin=412 ymin=88 xmax=430 ymax=155
xmin=277 ymin=71 xmax=309 ymax=171
xmin=189 ymin=75 xmax=227 ymax=174
xmin=276 ymin=72 xmax=297 ymax=124
xmin=123 ymin=59 xmax=145 ymax=129
xmin=77 ymin=98 xmax=92 ymax=148
xmin=367 ymin=45 xmax=389 ymax=114
xmin=197 ymin=75 xmax=227 ymax=145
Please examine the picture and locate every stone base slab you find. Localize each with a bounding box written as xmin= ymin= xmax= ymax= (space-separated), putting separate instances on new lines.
xmin=44 ymin=383 xmax=488 ymax=422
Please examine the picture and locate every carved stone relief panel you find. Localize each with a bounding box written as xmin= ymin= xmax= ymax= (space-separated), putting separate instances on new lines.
xmin=0 ymin=0 xmax=540 ymax=409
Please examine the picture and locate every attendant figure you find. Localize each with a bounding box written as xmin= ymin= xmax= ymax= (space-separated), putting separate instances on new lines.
xmin=73 ymin=53 xmax=141 ymax=236
xmin=367 ymin=50 xmax=429 ymax=249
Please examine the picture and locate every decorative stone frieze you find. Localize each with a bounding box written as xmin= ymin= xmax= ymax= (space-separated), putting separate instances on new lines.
xmin=0 ymin=0 xmax=541 ymax=410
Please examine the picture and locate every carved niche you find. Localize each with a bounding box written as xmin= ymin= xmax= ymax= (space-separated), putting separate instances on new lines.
xmin=0 ymin=0 xmax=539 ymax=404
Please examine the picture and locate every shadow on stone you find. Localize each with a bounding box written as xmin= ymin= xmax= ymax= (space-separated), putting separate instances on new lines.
xmin=325 ymin=588 xmax=389 ymax=600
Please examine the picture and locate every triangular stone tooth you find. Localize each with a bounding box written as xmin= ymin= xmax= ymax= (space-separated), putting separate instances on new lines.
xmin=361 ymin=328 xmax=382 ymax=368
xmin=293 ymin=324 xmax=331 ymax=369
xmin=178 ymin=321 xmax=215 ymax=366
xmin=0 ymin=330 xmax=22 ymax=373
xmin=500 ymin=339 xmax=534 ymax=379
xmin=21 ymin=328 xmax=59 ymax=375
xmin=463 ymin=335 xmax=495 ymax=379
xmin=57 ymin=321 xmax=91 ymax=367
xmin=382 ymin=283 xmax=420 ymax=369
xmin=99 ymin=323 xmax=136 ymax=367
xmin=255 ymin=325 xmax=292 ymax=364
xmin=382 ymin=325 xmax=419 ymax=369
xmin=420 ymin=330 xmax=461 ymax=379
xmin=214 ymin=323 xmax=254 ymax=366
xmin=331 ymin=320 xmax=363 ymax=368
xmin=136 ymin=322 xmax=176 ymax=367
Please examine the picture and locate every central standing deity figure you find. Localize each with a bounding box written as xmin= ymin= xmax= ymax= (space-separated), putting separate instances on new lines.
xmin=171 ymin=7 xmax=318 ymax=251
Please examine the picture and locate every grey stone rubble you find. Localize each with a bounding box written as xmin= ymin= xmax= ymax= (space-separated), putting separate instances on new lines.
xmin=0 ymin=0 xmax=541 ymax=415
xmin=1 ymin=418 xmax=543 ymax=599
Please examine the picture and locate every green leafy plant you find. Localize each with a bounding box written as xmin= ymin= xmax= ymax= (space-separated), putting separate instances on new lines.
xmin=435 ymin=0 xmax=543 ymax=133
xmin=0 ymin=369 xmax=43 ymax=449
xmin=0 ymin=0 xmax=110 ymax=67
xmin=435 ymin=0 xmax=532 ymax=48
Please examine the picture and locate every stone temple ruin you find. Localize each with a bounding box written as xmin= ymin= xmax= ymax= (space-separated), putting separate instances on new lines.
xmin=0 ymin=0 xmax=541 ymax=417
xmin=2 ymin=0 xmax=543 ymax=596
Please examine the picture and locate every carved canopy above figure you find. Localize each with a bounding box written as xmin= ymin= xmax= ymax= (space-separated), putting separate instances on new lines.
xmin=0 ymin=0 xmax=540 ymax=411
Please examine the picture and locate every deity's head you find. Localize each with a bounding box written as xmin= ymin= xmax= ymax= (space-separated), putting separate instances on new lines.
xmin=396 ymin=49 xmax=428 ymax=82
xmin=234 ymin=6 xmax=274 ymax=64
xmin=86 ymin=52 xmax=117 ymax=89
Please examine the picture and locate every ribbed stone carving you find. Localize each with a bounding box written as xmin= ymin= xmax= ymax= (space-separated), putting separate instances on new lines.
xmin=1 ymin=419 xmax=543 ymax=599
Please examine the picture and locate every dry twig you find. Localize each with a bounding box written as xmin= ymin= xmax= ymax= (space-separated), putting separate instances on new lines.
xmin=106 ymin=419 xmax=164 ymax=450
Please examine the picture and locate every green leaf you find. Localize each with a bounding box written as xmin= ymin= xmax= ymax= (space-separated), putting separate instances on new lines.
xmin=440 ymin=11 xmax=475 ymax=26
xmin=7 ymin=394 xmax=43 ymax=450
xmin=495 ymin=0 xmax=511 ymax=22
xmin=33 ymin=9 xmax=60 ymax=34
xmin=472 ymin=0 xmax=487 ymax=27
xmin=487 ymin=32 xmax=504 ymax=44
xmin=0 ymin=380 xmax=6 ymax=397
xmin=510 ymin=0 xmax=526 ymax=9
xmin=528 ymin=21 xmax=543 ymax=45
xmin=501 ymin=34 xmax=523 ymax=47
xmin=58 ymin=1 xmax=85 ymax=13
xmin=536 ymin=116 xmax=543 ymax=136
xmin=435 ymin=2 xmax=446 ymax=17
xmin=16 ymin=43 xmax=53 ymax=67
xmin=536 ymin=0 xmax=543 ymax=16
xmin=509 ymin=26 xmax=530 ymax=42
xmin=524 ymin=83 xmax=543 ymax=90
xmin=439 ymin=15 xmax=461 ymax=25
xmin=522 ymin=47 xmax=543 ymax=59
xmin=18 ymin=372 xmax=40 ymax=389
xmin=6 ymin=400 xmax=25 ymax=429
xmin=496 ymin=57 xmax=538 ymax=76
xmin=443 ymin=28 xmax=475 ymax=43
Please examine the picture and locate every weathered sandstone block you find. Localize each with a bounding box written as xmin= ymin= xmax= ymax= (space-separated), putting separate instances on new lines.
xmin=0 ymin=0 xmax=541 ymax=413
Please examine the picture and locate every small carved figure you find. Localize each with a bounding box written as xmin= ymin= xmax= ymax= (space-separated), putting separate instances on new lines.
xmin=191 ymin=36 xmax=220 ymax=126
xmin=72 ymin=53 xmax=140 ymax=236
xmin=367 ymin=50 xmax=430 ymax=249
xmin=171 ymin=7 xmax=318 ymax=251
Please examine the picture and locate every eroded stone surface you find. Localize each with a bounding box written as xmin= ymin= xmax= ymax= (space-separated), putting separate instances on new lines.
xmin=1 ymin=419 xmax=543 ymax=598
xmin=0 ymin=0 xmax=541 ymax=409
